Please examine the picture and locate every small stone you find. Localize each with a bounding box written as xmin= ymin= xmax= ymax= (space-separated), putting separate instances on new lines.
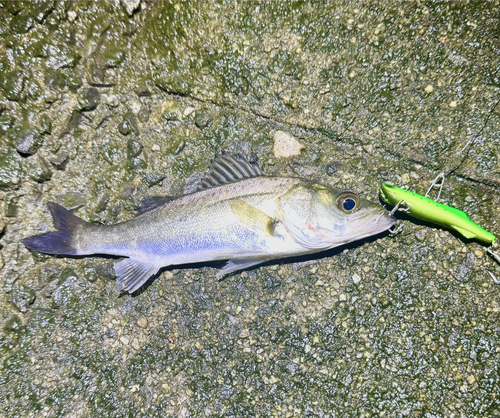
xmin=119 ymin=112 xmax=138 ymax=136
xmin=4 ymin=315 xmax=23 ymax=333
xmin=466 ymin=374 xmax=476 ymax=385
xmin=102 ymin=48 xmax=126 ymax=68
xmin=268 ymin=376 xmax=279 ymax=384
xmin=129 ymin=157 xmax=147 ymax=170
xmin=362 ymin=144 xmax=374 ymax=154
xmin=162 ymin=100 xmax=181 ymax=121
xmin=424 ymin=85 xmax=434 ymax=93
xmin=474 ymin=250 xmax=484 ymax=258
xmin=9 ymin=15 xmax=34 ymax=34
xmin=78 ymin=87 xmax=100 ymax=111
xmin=40 ymin=114 xmax=52 ymax=134
xmin=0 ymin=114 xmax=14 ymax=136
xmin=12 ymin=128 xmax=42 ymax=155
xmin=32 ymin=1 xmax=56 ymax=23
xmin=239 ymin=328 xmax=250 ymax=339
xmin=352 ymin=273 xmax=362 ymax=284
xmin=272 ymin=130 xmax=303 ymax=158
xmin=127 ymin=139 xmax=143 ymax=158
xmin=44 ymin=68 xmax=66 ymax=91
xmin=137 ymin=88 xmax=152 ymax=97
xmin=9 ymin=286 xmax=36 ymax=313
xmin=195 ymin=341 xmax=204 ymax=350
xmin=449 ymin=100 xmax=458 ymax=108
xmin=105 ymin=94 xmax=119 ymax=107
xmin=339 ymin=293 xmax=347 ymax=302
xmin=120 ymin=0 xmax=141 ymax=16
xmin=137 ymin=317 xmax=148 ymax=328
xmin=137 ymin=104 xmax=150 ymax=123
xmin=120 ymin=336 xmax=130 ymax=345
xmin=6 ymin=1 xmax=22 ymax=14
xmin=96 ymin=192 xmax=110 ymax=213
xmin=27 ymin=155 xmax=52 ymax=182
xmin=39 ymin=265 xmax=62 ymax=286
xmin=60 ymin=192 xmax=87 ymax=210
xmin=326 ymin=162 xmax=341 ymax=176
xmin=183 ymin=106 xmax=195 ymax=117
xmin=95 ymin=261 xmax=116 ymax=280
xmin=0 ymin=70 xmax=25 ymax=101
xmin=194 ymin=112 xmax=212 ymax=129
xmin=49 ymin=151 xmax=69 ymax=170
xmin=5 ymin=193 xmax=18 ymax=217
xmin=131 ymin=338 xmax=141 ymax=351
xmin=142 ymin=173 xmax=164 ymax=187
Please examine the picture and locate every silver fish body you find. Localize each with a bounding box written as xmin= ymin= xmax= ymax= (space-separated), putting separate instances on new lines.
xmin=23 ymin=154 xmax=395 ymax=293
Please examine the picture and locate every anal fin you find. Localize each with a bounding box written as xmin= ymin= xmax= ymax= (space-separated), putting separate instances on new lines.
xmin=113 ymin=258 xmax=159 ymax=293
xmin=216 ymin=258 xmax=268 ymax=278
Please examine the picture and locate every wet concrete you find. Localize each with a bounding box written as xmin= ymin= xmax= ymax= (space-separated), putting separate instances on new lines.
xmin=1 ymin=1 xmax=499 ymax=416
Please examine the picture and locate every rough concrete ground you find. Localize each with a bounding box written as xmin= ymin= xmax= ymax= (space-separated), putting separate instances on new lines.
xmin=1 ymin=1 xmax=499 ymax=416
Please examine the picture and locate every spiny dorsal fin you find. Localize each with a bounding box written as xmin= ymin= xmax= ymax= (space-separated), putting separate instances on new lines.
xmin=199 ymin=151 xmax=264 ymax=190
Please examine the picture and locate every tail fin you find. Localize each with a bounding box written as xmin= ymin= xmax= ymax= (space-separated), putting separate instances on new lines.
xmin=22 ymin=202 xmax=88 ymax=255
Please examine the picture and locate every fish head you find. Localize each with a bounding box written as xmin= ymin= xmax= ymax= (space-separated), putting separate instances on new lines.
xmin=276 ymin=183 xmax=396 ymax=250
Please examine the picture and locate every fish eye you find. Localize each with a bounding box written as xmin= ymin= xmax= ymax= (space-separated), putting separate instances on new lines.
xmin=336 ymin=192 xmax=359 ymax=214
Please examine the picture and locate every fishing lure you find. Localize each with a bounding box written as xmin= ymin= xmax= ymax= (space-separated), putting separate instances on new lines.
xmin=379 ymin=182 xmax=496 ymax=245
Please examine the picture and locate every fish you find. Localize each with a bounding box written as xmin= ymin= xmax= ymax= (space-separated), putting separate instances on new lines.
xmin=23 ymin=152 xmax=396 ymax=293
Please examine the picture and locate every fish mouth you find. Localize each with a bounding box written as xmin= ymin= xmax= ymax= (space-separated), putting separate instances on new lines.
xmin=347 ymin=209 xmax=396 ymax=241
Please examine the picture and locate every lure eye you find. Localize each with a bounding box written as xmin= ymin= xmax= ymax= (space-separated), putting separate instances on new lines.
xmin=336 ymin=192 xmax=359 ymax=214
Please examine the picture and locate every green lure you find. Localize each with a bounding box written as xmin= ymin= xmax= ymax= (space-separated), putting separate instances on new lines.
xmin=379 ymin=183 xmax=496 ymax=245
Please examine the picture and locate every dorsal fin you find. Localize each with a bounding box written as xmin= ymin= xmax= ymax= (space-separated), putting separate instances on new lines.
xmin=199 ymin=151 xmax=264 ymax=190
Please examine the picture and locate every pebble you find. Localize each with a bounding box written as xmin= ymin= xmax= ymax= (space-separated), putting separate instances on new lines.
xmin=9 ymin=286 xmax=36 ymax=313
xmin=79 ymin=87 xmax=100 ymax=111
xmin=352 ymin=273 xmax=362 ymax=284
xmin=119 ymin=112 xmax=138 ymax=136
xmin=105 ymin=94 xmax=120 ymax=107
xmin=127 ymin=139 xmax=143 ymax=158
xmin=27 ymin=155 xmax=52 ymax=182
xmin=183 ymin=106 xmax=195 ymax=117
xmin=239 ymin=328 xmax=250 ymax=339
xmin=424 ymin=85 xmax=434 ymax=93
xmin=120 ymin=0 xmax=141 ymax=16
xmin=49 ymin=151 xmax=70 ymax=170
xmin=137 ymin=317 xmax=148 ymax=328
xmin=12 ymin=128 xmax=42 ymax=155
xmin=272 ymin=131 xmax=303 ymax=158
xmin=194 ymin=112 xmax=212 ymax=129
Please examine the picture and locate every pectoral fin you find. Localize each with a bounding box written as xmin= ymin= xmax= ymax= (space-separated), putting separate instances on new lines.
xmin=114 ymin=258 xmax=159 ymax=293
xmin=216 ymin=258 xmax=268 ymax=278
xmin=229 ymin=199 xmax=276 ymax=236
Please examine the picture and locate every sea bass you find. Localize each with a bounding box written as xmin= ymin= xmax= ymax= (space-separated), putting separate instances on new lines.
xmin=23 ymin=153 xmax=395 ymax=293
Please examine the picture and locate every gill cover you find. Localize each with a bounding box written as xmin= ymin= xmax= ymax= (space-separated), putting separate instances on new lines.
xmin=276 ymin=184 xmax=357 ymax=250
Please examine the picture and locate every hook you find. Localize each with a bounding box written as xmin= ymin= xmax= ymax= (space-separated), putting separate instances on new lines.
xmin=425 ymin=172 xmax=446 ymax=201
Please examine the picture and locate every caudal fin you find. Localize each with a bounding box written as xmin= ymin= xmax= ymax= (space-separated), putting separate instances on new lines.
xmin=22 ymin=202 xmax=88 ymax=255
